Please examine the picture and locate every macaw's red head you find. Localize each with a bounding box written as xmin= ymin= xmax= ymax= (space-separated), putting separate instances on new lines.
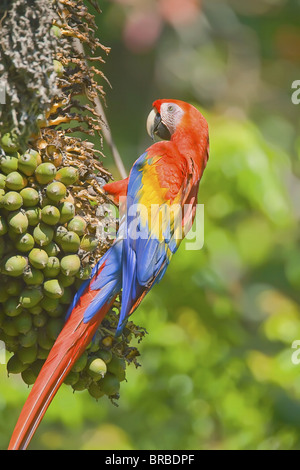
xmin=146 ymin=99 xmax=209 ymax=144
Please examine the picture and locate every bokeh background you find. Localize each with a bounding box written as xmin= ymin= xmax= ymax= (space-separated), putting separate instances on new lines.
xmin=1 ymin=0 xmax=300 ymax=450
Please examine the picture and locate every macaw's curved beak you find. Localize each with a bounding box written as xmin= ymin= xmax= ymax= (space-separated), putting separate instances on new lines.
xmin=146 ymin=108 xmax=171 ymax=142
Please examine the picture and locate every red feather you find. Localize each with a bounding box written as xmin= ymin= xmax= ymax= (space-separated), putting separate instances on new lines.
xmin=103 ymin=177 xmax=129 ymax=204
xmin=8 ymin=287 xmax=116 ymax=450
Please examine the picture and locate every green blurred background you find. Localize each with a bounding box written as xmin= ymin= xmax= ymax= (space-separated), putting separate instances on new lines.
xmin=1 ymin=0 xmax=300 ymax=450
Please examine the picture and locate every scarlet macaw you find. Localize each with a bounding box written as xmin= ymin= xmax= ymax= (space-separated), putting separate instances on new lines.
xmin=8 ymin=99 xmax=209 ymax=450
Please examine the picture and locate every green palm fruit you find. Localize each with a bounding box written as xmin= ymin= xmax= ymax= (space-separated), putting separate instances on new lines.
xmin=5 ymin=171 xmax=27 ymax=191
xmin=29 ymin=305 xmax=42 ymax=315
xmin=72 ymin=352 xmax=88 ymax=373
xmin=72 ymin=377 xmax=90 ymax=392
xmin=57 ymin=272 xmax=75 ymax=287
xmin=2 ymin=318 xmax=19 ymax=336
xmin=17 ymin=344 xmax=38 ymax=364
xmin=1 ymin=191 xmax=23 ymax=211
xmin=0 ymin=289 xmax=9 ymax=303
xmin=33 ymin=312 xmax=48 ymax=328
xmin=2 ymin=334 xmax=18 ymax=352
xmin=3 ymin=298 xmax=22 ymax=317
xmin=54 ymin=225 xmax=68 ymax=243
xmin=0 ymin=154 xmax=19 ymax=174
xmin=80 ymin=235 xmax=98 ymax=252
xmin=101 ymin=335 xmax=114 ymax=348
xmin=59 ymin=231 xmax=80 ymax=252
xmin=7 ymin=210 xmax=28 ymax=234
xmin=15 ymin=233 xmax=35 ymax=252
xmin=7 ymin=228 xmax=19 ymax=241
xmin=64 ymin=371 xmax=80 ymax=386
xmin=7 ymin=232 xmax=18 ymax=246
xmin=60 ymin=287 xmax=72 ymax=305
xmin=98 ymin=372 xmax=120 ymax=396
xmin=18 ymin=152 xmax=39 ymax=176
xmin=88 ymin=358 xmax=107 ymax=381
xmin=46 ymin=181 xmax=67 ymax=203
xmin=47 ymin=302 xmax=64 ymax=318
xmin=0 ymin=173 xmax=6 ymax=189
xmin=55 ymin=166 xmax=79 ymax=185
xmin=20 ymin=188 xmax=39 ymax=207
xmin=97 ymin=349 xmax=113 ymax=364
xmin=58 ymin=201 xmax=75 ymax=223
xmin=46 ymin=318 xmax=63 ymax=341
xmin=1 ymin=134 xmax=19 ymax=152
xmin=13 ymin=311 xmax=33 ymax=334
xmin=19 ymin=329 xmax=38 ymax=348
xmin=25 ymin=207 xmax=41 ymax=226
xmin=88 ymin=381 xmax=105 ymax=399
xmin=60 ymin=254 xmax=81 ymax=276
xmin=37 ymin=348 xmax=50 ymax=360
xmin=21 ymin=367 xmax=38 ymax=385
xmin=43 ymin=256 xmax=60 ymax=277
xmin=67 ymin=216 xmax=86 ymax=236
xmin=107 ymin=356 xmax=126 ymax=382
xmin=30 ymin=359 xmax=44 ymax=377
xmin=37 ymin=329 xmax=55 ymax=350
xmin=6 ymin=279 xmax=23 ymax=296
xmin=28 ymin=248 xmax=49 ymax=269
xmin=26 ymin=149 xmax=42 ymax=165
xmin=43 ymin=279 xmax=64 ymax=299
xmin=35 ymin=162 xmax=57 ymax=184
xmin=3 ymin=255 xmax=28 ymax=277
xmin=33 ymin=223 xmax=54 ymax=246
xmin=44 ymin=241 xmax=60 ymax=257
xmin=7 ymin=354 xmax=27 ymax=374
xmin=40 ymin=296 xmax=59 ymax=313
xmin=19 ymin=287 xmax=43 ymax=309
xmin=41 ymin=205 xmax=60 ymax=225
xmin=23 ymin=267 xmax=44 ymax=285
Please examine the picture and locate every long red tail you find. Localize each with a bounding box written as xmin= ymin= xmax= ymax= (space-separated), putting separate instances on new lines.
xmin=8 ymin=289 xmax=115 ymax=450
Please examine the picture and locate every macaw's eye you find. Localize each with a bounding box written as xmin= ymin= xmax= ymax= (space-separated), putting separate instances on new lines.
xmin=167 ymin=104 xmax=174 ymax=112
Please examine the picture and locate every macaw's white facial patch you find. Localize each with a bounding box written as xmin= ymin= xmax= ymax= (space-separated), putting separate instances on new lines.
xmin=160 ymin=102 xmax=185 ymax=136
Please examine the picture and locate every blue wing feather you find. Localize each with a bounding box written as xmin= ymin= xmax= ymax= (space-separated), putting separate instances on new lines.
xmin=66 ymin=241 xmax=123 ymax=324
xmin=116 ymin=150 xmax=184 ymax=334
xmin=83 ymin=241 xmax=123 ymax=322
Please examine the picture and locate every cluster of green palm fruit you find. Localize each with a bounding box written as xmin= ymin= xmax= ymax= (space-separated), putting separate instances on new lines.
xmin=64 ymin=320 xmax=128 ymax=400
xmin=0 ymin=143 xmax=142 ymax=401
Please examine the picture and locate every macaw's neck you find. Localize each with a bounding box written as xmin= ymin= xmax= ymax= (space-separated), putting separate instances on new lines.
xmin=171 ymin=125 xmax=209 ymax=179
